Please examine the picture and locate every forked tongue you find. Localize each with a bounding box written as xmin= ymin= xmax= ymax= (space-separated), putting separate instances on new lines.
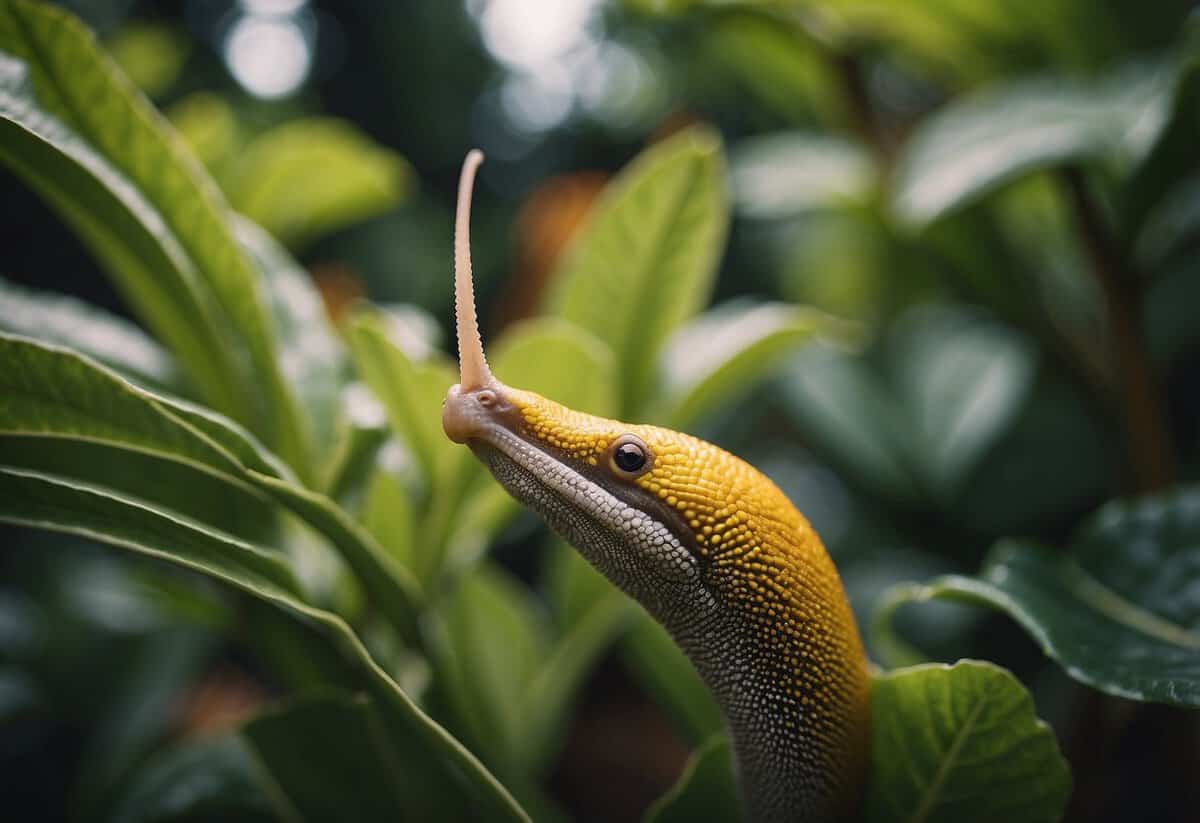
xmin=454 ymin=149 xmax=493 ymax=390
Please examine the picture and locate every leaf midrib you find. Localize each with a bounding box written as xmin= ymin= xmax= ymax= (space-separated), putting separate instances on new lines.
xmin=908 ymin=696 xmax=986 ymax=823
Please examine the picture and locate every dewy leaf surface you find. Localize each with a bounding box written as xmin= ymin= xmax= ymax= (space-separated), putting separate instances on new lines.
xmin=865 ymin=661 xmax=1070 ymax=823
xmin=549 ymin=126 xmax=729 ymax=415
xmin=880 ymin=487 xmax=1200 ymax=706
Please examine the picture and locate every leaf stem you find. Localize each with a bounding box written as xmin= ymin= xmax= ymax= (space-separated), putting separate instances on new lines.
xmin=1061 ymin=166 xmax=1174 ymax=492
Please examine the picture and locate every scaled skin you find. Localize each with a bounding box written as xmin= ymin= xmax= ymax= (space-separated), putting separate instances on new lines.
xmin=445 ymin=381 xmax=872 ymax=822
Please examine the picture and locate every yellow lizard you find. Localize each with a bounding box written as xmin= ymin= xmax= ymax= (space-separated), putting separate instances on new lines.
xmin=442 ymin=150 xmax=870 ymax=822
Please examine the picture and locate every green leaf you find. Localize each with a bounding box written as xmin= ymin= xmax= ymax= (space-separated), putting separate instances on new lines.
xmin=0 ymin=469 xmax=528 ymax=822
xmin=622 ymin=611 xmax=722 ymax=744
xmin=235 ymin=217 xmax=347 ymax=452
xmin=780 ymin=346 xmax=922 ymax=507
xmin=865 ymin=660 xmax=1070 ymax=823
xmin=491 ymin=317 xmax=618 ymax=418
xmin=890 ymin=307 xmax=1036 ymax=501
xmin=893 ymin=62 xmax=1172 ymax=226
xmin=429 ymin=563 xmax=549 ymax=772
xmin=225 ymin=117 xmax=410 ymax=249
xmin=0 ymin=276 xmax=184 ymax=393
xmin=347 ymin=311 xmax=458 ymax=497
xmin=0 ymin=0 xmax=310 ymax=471
xmin=654 ymin=300 xmax=855 ymax=429
xmin=0 ymin=334 xmax=419 ymax=631
xmin=549 ymin=126 xmax=728 ymax=415
xmin=105 ymin=23 xmax=189 ymax=99
xmin=108 ymin=736 xmax=284 ymax=823
xmin=730 ymin=132 xmax=873 ymax=219
xmin=644 ymin=735 xmax=740 ymax=823
xmin=879 ymin=486 xmax=1200 ymax=706
xmin=242 ymin=692 xmax=411 ymax=821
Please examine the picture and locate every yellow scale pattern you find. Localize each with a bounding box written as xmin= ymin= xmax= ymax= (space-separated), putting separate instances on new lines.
xmin=510 ymin=387 xmax=871 ymax=815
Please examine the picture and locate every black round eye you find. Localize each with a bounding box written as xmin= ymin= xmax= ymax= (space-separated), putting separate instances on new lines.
xmin=613 ymin=441 xmax=646 ymax=473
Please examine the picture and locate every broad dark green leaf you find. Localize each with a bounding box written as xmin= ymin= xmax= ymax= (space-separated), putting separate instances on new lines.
xmin=548 ymin=126 xmax=728 ymax=415
xmin=879 ymin=486 xmax=1200 ymax=706
xmin=225 ymin=118 xmax=410 ymax=249
xmin=644 ymin=735 xmax=740 ymax=823
xmin=0 ymin=276 xmax=184 ymax=393
xmin=730 ymin=133 xmax=873 ymax=219
xmin=242 ymin=692 xmax=411 ymax=821
xmin=866 ymin=660 xmax=1070 ymax=823
xmin=654 ymin=301 xmax=855 ymax=429
xmin=0 ymin=0 xmax=309 ymax=471
xmin=893 ymin=62 xmax=1171 ymax=226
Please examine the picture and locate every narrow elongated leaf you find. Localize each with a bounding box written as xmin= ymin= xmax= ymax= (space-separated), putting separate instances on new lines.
xmin=879 ymin=486 xmax=1200 ymax=706
xmin=242 ymin=693 xmax=411 ymax=821
xmin=654 ymin=301 xmax=854 ymax=429
xmin=0 ymin=334 xmax=418 ymax=630
xmin=0 ymin=0 xmax=309 ymax=470
xmin=644 ymin=735 xmax=740 ymax=823
xmin=549 ymin=126 xmax=728 ymax=415
xmin=0 ymin=276 xmax=183 ymax=393
xmin=865 ymin=661 xmax=1070 ymax=823
xmin=893 ymin=62 xmax=1171 ymax=226
xmin=0 ymin=467 xmax=529 ymax=822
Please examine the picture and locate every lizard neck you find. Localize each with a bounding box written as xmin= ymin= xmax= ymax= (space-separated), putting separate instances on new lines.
xmin=657 ymin=535 xmax=872 ymax=823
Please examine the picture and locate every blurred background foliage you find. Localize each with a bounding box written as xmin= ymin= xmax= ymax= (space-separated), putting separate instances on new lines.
xmin=2 ymin=0 xmax=1199 ymax=821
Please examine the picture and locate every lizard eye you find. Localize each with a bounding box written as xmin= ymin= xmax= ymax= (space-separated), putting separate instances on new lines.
xmin=611 ymin=435 xmax=650 ymax=475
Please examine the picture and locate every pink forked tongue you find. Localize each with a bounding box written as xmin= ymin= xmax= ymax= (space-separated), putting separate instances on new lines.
xmin=454 ymin=149 xmax=493 ymax=391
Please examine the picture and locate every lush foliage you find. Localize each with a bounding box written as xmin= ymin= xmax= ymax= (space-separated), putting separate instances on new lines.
xmin=1 ymin=0 xmax=1197 ymax=821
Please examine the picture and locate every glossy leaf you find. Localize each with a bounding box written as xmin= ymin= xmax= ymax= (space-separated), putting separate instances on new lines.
xmin=225 ymin=117 xmax=410 ymax=249
xmin=0 ymin=0 xmax=309 ymax=471
xmin=0 ymin=276 xmax=183 ymax=393
xmin=654 ymin=300 xmax=855 ymax=429
xmin=893 ymin=62 xmax=1171 ymax=226
xmin=880 ymin=486 xmax=1200 ymax=706
xmin=866 ymin=660 xmax=1070 ymax=823
xmin=730 ymin=132 xmax=873 ymax=219
xmin=549 ymin=126 xmax=728 ymax=415
xmin=644 ymin=735 xmax=740 ymax=823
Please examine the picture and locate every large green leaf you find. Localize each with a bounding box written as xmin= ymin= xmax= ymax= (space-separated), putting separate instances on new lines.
xmin=0 ymin=276 xmax=184 ymax=393
xmin=0 ymin=472 xmax=527 ymax=822
xmin=878 ymin=486 xmax=1200 ymax=706
xmin=865 ymin=660 xmax=1070 ymax=823
xmin=225 ymin=117 xmax=410 ymax=249
xmin=548 ymin=126 xmax=728 ymax=415
xmin=644 ymin=735 xmax=740 ymax=823
xmin=241 ymin=692 xmax=412 ymax=821
xmin=893 ymin=62 xmax=1171 ymax=226
xmin=653 ymin=300 xmax=854 ymax=429
xmin=0 ymin=334 xmax=419 ymax=632
xmin=0 ymin=0 xmax=309 ymax=471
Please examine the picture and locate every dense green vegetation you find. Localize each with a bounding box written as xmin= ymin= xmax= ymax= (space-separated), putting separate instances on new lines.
xmin=1 ymin=1 xmax=1197 ymax=821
